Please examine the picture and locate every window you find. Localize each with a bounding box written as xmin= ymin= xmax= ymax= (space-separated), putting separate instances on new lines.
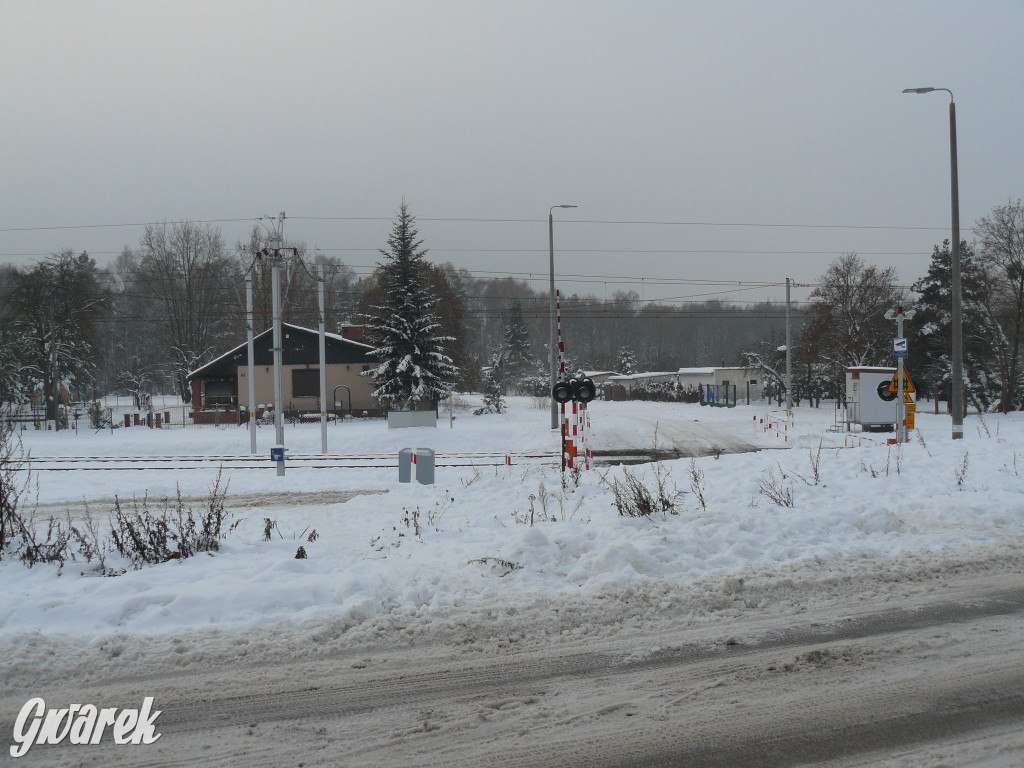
xmin=292 ymin=369 xmax=319 ymax=398
xmin=204 ymin=380 xmax=236 ymax=408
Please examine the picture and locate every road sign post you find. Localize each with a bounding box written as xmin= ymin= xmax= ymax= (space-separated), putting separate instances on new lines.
xmin=885 ymin=307 xmax=916 ymax=444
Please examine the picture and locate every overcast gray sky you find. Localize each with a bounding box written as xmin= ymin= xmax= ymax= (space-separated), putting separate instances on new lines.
xmin=3 ymin=0 xmax=1022 ymax=307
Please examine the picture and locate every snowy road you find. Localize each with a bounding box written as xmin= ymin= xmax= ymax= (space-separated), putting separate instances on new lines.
xmin=4 ymin=552 xmax=1022 ymax=767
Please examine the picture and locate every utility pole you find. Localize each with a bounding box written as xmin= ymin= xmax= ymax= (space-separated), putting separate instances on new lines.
xmin=948 ymin=97 xmax=964 ymax=438
xmin=785 ymin=277 xmax=792 ymax=415
xmin=270 ymin=228 xmax=285 ymax=473
xmin=246 ymin=274 xmax=257 ymax=456
xmin=318 ymin=262 xmax=328 ymax=455
xmin=262 ymin=212 xmax=292 ymax=476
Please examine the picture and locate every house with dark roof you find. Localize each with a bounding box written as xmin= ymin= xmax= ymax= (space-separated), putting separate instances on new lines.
xmin=186 ymin=323 xmax=379 ymax=423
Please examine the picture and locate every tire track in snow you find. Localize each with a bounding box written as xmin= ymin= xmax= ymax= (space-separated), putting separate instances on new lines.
xmin=6 ymin=580 xmax=1023 ymax=767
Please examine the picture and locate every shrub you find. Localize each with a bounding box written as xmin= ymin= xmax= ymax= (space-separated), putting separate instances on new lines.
xmin=2 ymin=423 xmax=242 ymax=573
xmin=604 ymin=463 xmax=684 ymax=518
xmin=110 ymin=472 xmax=238 ymax=568
xmin=0 ymin=419 xmax=30 ymax=557
xmin=87 ymin=401 xmax=111 ymax=430
xmin=758 ymin=465 xmax=795 ymax=507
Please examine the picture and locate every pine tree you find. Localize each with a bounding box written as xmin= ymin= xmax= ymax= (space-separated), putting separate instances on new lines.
xmin=617 ymin=346 xmax=638 ymax=375
xmin=911 ymin=240 xmax=1000 ymax=410
xmin=501 ymin=301 xmax=533 ymax=387
xmin=363 ymin=203 xmax=458 ymax=410
xmin=475 ymin=352 xmax=507 ymax=414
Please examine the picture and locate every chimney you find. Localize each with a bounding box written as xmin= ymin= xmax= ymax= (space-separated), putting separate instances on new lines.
xmin=341 ymin=325 xmax=365 ymax=342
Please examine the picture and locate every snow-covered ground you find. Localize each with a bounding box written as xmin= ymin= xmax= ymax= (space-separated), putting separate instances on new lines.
xmin=2 ymin=396 xmax=1021 ymax=646
xmin=3 ymin=397 xmax=1024 ymax=765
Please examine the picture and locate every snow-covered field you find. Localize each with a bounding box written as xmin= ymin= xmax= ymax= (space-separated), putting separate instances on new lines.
xmin=2 ymin=396 xmax=1021 ymax=647
xmin=3 ymin=397 xmax=1024 ymax=765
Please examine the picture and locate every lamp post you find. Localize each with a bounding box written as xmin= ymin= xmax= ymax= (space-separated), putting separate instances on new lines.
xmin=902 ymin=87 xmax=963 ymax=439
xmin=549 ymin=204 xmax=578 ymax=430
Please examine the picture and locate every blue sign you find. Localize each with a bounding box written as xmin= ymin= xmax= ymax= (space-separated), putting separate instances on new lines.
xmin=893 ymin=338 xmax=908 ymax=358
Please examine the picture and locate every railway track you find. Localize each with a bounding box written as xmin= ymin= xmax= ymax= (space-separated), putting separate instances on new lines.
xmin=20 ymin=452 xmax=558 ymax=471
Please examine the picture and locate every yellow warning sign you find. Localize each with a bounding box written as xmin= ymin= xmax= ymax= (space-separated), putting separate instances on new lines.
xmin=906 ymin=412 xmax=915 ymax=430
xmin=888 ymin=369 xmax=916 ymax=394
xmin=904 ymin=393 xmax=915 ymax=404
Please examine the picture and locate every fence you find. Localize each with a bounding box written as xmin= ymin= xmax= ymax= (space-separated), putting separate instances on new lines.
xmin=0 ymin=399 xmax=240 ymax=432
xmin=700 ymin=384 xmax=737 ymax=408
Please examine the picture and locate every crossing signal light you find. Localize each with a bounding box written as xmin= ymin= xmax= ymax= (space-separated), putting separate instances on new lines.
xmin=552 ymin=377 xmax=597 ymax=404
xmin=552 ymin=381 xmax=573 ymax=404
xmin=573 ymin=377 xmax=597 ymax=403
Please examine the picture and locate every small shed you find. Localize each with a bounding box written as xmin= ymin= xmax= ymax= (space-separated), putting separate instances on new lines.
xmin=713 ymin=367 xmax=762 ymax=404
xmin=676 ymin=367 xmax=716 ymax=390
xmin=582 ymin=371 xmax=619 ymax=387
xmin=843 ymin=366 xmax=912 ymax=431
xmin=605 ymin=372 xmax=679 ymax=392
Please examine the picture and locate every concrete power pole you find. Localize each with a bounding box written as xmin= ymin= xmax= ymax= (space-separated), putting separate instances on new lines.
xmin=246 ymin=274 xmax=257 ymax=456
xmin=318 ymin=262 xmax=328 ymax=455
xmin=948 ymin=98 xmax=964 ymax=439
xmin=785 ymin=277 xmax=792 ymax=415
xmin=270 ymin=212 xmax=286 ymax=476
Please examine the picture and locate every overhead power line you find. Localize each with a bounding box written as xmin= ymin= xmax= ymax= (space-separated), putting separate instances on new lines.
xmin=0 ymin=218 xmax=256 ymax=233
xmin=290 ymin=215 xmax=958 ymax=232
xmin=0 ymin=215 xmax=972 ymax=234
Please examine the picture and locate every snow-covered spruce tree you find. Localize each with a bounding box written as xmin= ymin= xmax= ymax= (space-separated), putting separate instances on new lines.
xmin=363 ymin=203 xmax=458 ymax=411
xmin=475 ymin=352 xmax=507 ymax=415
xmin=910 ymin=240 xmax=999 ymax=410
xmin=502 ymin=301 xmax=533 ymax=383
xmin=617 ymin=346 xmax=638 ymax=375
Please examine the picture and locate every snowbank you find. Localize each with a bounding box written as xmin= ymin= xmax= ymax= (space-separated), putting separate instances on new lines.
xmin=2 ymin=398 xmax=1022 ymax=650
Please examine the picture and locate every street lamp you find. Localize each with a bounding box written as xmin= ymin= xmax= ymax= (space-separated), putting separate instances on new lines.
xmin=549 ymin=204 xmax=578 ymax=430
xmin=902 ymin=87 xmax=963 ymax=439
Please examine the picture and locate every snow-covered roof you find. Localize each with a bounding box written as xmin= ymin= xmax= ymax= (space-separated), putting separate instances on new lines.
xmin=186 ymin=323 xmax=374 ymax=379
xmin=677 ymin=367 xmax=716 ymax=375
xmin=607 ymin=371 xmax=678 ymax=382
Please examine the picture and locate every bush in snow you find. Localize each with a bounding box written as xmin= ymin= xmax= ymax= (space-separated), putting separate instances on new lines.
xmin=0 ymin=418 xmax=30 ymax=557
xmin=3 ymin=423 xmax=243 ymax=573
xmin=758 ymin=465 xmax=796 ymax=507
xmin=110 ymin=472 xmax=239 ymax=568
xmin=0 ymin=418 xmax=66 ymax=568
xmin=604 ymin=463 xmax=684 ymax=518
xmin=87 ymin=400 xmax=112 ymax=430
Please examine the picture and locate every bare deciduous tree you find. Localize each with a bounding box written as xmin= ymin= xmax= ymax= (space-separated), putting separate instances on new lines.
xmin=975 ymin=200 xmax=1024 ymax=411
xmin=136 ymin=222 xmax=235 ymax=401
xmin=801 ymin=253 xmax=905 ymax=394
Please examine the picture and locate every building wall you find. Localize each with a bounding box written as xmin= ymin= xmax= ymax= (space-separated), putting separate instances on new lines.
xmin=677 ymin=371 xmax=715 ymax=389
xmin=237 ymin=363 xmax=378 ymax=413
xmin=714 ymin=367 xmax=763 ymax=401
